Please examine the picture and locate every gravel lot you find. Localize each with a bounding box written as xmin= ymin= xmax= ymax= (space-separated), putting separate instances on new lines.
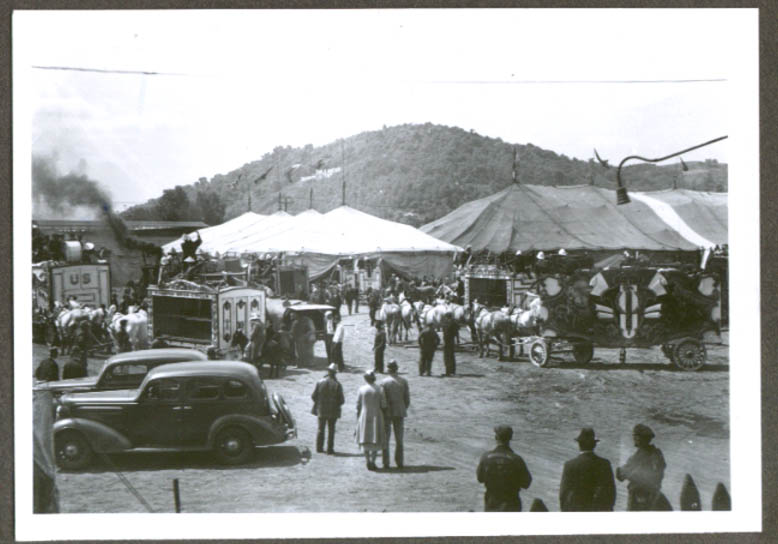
xmin=38 ymin=306 xmax=729 ymax=513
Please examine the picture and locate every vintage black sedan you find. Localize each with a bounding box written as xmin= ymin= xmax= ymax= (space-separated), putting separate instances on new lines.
xmin=54 ymin=361 xmax=296 ymax=469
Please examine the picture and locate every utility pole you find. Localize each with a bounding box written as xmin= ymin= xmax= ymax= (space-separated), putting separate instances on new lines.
xmin=341 ymin=139 xmax=346 ymax=205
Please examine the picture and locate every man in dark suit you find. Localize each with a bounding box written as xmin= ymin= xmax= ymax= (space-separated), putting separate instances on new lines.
xmin=418 ymin=323 xmax=440 ymax=376
xmin=476 ymin=425 xmax=532 ymax=511
xmin=380 ymin=360 xmax=410 ymax=469
xmin=311 ymin=363 xmax=345 ymax=454
xmin=559 ymin=427 xmax=616 ymax=511
xmin=373 ymin=321 xmax=386 ymax=374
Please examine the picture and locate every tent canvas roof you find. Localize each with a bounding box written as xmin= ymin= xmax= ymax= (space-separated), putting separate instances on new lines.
xmin=419 ymin=184 xmax=727 ymax=252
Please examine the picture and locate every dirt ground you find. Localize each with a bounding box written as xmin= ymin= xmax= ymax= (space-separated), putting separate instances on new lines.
xmin=37 ymin=306 xmax=730 ymax=513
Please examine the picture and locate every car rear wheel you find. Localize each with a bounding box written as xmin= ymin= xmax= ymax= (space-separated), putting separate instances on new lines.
xmin=214 ymin=426 xmax=254 ymax=465
xmin=55 ymin=430 xmax=93 ymax=470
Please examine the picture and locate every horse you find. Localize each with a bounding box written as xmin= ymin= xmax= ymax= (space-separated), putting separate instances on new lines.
xmin=55 ymin=306 xmax=96 ymax=354
xmin=108 ymin=307 xmax=149 ymax=353
xmin=507 ymin=295 xmax=547 ymax=357
xmin=446 ymin=302 xmax=478 ymax=344
xmin=398 ymin=298 xmax=421 ymax=342
xmin=474 ymin=303 xmax=513 ymax=360
xmin=378 ymin=301 xmax=402 ymax=344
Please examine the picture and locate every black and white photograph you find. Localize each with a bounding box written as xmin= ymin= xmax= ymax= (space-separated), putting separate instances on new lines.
xmin=13 ymin=8 xmax=760 ymax=540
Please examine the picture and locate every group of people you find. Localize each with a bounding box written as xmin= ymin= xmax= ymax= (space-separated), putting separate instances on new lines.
xmin=476 ymin=423 xmax=667 ymax=512
xmin=34 ymin=346 xmax=90 ymax=382
xmin=311 ymin=359 xmax=410 ymax=471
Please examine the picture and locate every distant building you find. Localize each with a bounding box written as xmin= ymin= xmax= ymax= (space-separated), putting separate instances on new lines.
xmin=33 ymin=219 xmax=207 ymax=287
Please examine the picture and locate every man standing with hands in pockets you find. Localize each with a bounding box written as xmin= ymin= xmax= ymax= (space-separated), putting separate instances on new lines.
xmin=380 ymin=360 xmax=410 ymax=469
xmin=311 ymin=363 xmax=345 ymax=454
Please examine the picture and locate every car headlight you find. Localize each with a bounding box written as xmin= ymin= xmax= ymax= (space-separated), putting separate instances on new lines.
xmin=55 ymin=403 xmax=69 ymax=420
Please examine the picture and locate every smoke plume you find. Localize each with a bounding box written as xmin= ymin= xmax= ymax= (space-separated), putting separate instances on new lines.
xmin=32 ymin=155 xmax=162 ymax=258
xmin=32 ymin=155 xmax=113 ymax=220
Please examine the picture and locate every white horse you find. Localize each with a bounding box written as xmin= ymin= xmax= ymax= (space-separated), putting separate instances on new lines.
xmin=378 ymin=301 xmax=402 ymax=344
xmin=398 ymin=299 xmax=420 ymax=342
xmin=109 ymin=307 xmax=149 ymax=352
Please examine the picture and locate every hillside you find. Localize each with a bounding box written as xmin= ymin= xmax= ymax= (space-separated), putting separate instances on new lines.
xmin=122 ymin=123 xmax=728 ymax=228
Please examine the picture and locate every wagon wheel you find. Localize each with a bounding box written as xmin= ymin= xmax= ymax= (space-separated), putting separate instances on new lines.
xmin=672 ymin=338 xmax=707 ymax=371
xmin=572 ymin=342 xmax=594 ymax=365
xmin=529 ymin=338 xmax=551 ymax=368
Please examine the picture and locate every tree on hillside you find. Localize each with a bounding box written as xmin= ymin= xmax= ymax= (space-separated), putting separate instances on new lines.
xmin=196 ymin=191 xmax=226 ymax=225
xmin=155 ymin=186 xmax=195 ymax=221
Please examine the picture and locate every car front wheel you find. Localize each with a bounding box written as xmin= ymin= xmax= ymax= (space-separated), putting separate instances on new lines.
xmin=214 ymin=427 xmax=254 ymax=465
xmin=55 ymin=430 xmax=93 ymax=470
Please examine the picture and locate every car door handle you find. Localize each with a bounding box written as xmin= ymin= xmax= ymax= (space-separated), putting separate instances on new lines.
xmin=172 ymin=406 xmax=193 ymax=411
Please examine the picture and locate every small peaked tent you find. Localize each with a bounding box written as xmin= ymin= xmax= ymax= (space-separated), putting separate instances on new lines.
xmin=420 ymin=184 xmax=727 ymax=252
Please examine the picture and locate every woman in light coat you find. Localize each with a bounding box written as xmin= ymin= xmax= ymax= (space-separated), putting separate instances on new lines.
xmin=356 ymin=370 xmax=387 ymax=470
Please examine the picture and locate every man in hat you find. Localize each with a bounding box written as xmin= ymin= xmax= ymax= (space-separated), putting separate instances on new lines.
xmin=331 ymin=313 xmax=346 ymax=371
xmin=311 ymin=363 xmax=345 ymax=454
xmin=616 ymin=424 xmax=666 ymax=511
xmin=418 ymin=323 xmax=440 ymax=376
xmin=476 ymin=424 xmax=532 ymax=511
xmin=373 ymin=321 xmax=387 ymax=374
xmin=380 ymin=360 xmax=410 ymax=469
xmin=559 ymin=428 xmax=616 ymax=511
xmin=35 ymin=348 xmax=60 ymax=382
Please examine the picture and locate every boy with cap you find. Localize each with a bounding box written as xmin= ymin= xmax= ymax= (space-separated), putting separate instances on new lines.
xmin=311 ymin=363 xmax=345 ymax=454
xmin=616 ymin=423 xmax=666 ymax=511
xmin=476 ymin=424 xmax=532 ymax=511
xmin=559 ymin=427 xmax=616 ymax=511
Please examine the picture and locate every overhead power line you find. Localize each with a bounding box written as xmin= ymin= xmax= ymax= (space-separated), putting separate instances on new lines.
xmin=422 ymin=78 xmax=727 ymax=85
xmin=31 ymin=65 xmax=193 ymax=77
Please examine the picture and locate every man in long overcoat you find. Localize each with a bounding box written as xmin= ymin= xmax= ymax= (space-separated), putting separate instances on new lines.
xmin=476 ymin=425 xmax=532 ymax=511
xmin=380 ymin=360 xmax=410 ymax=468
xmin=559 ymin=428 xmax=616 ymax=511
xmin=616 ymin=424 xmax=667 ymax=511
xmin=311 ymin=363 xmax=345 ymax=454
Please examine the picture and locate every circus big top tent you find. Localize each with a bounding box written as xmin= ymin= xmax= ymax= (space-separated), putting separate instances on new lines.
xmin=163 ymin=206 xmax=461 ymax=279
xmin=419 ymin=184 xmax=727 ymax=253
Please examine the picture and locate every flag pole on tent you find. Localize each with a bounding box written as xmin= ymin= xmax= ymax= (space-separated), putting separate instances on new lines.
xmin=512 ymin=146 xmax=520 ymax=184
xmin=309 ymin=187 xmax=313 ymax=209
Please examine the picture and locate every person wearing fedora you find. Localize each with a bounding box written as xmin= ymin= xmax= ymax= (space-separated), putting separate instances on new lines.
xmin=311 ymin=363 xmax=345 ymax=454
xmin=476 ymin=425 xmax=532 ymax=511
xmin=379 ymin=360 xmax=410 ymax=469
xmin=559 ymin=428 xmax=616 ymax=511
xmin=616 ymin=424 xmax=667 ymax=511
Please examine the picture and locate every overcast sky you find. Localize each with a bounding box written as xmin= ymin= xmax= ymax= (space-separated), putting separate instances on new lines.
xmin=17 ymin=9 xmax=741 ymax=204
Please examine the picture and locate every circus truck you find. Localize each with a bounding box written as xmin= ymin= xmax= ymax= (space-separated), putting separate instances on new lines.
xmin=146 ymin=282 xmax=266 ymax=354
xmin=33 ymin=240 xmax=112 ymax=321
